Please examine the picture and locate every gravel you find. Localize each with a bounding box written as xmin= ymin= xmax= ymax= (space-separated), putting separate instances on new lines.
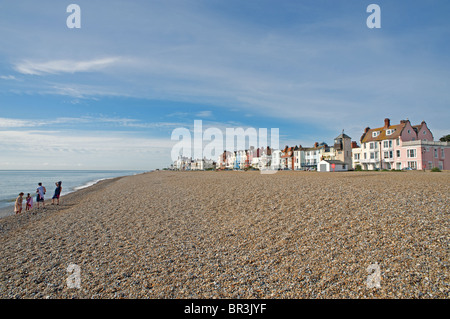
xmin=0 ymin=170 xmax=449 ymax=299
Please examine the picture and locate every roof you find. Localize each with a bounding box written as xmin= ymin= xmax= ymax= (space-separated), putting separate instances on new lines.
xmin=302 ymin=144 xmax=329 ymax=151
xmin=335 ymin=133 xmax=352 ymax=139
xmin=360 ymin=123 xmax=406 ymax=143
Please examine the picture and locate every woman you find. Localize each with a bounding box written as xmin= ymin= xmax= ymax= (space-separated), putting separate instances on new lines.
xmin=14 ymin=192 xmax=24 ymax=214
xmin=52 ymin=181 xmax=62 ymax=205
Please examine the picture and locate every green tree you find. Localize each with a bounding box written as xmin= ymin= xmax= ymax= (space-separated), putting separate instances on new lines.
xmin=439 ymin=134 xmax=450 ymax=142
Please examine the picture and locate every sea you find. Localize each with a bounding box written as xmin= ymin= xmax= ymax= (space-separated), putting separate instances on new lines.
xmin=0 ymin=170 xmax=147 ymax=212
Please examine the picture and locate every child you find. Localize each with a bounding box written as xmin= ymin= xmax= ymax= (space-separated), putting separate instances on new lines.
xmin=52 ymin=181 xmax=62 ymax=205
xmin=26 ymin=193 xmax=33 ymax=211
xmin=14 ymin=192 xmax=24 ymax=214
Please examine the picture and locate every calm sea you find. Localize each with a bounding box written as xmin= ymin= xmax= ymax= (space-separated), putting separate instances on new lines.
xmin=0 ymin=170 xmax=147 ymax=211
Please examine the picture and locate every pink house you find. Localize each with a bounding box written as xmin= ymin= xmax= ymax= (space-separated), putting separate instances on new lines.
xmin=358 ymin=118 xmax=449 ymax=170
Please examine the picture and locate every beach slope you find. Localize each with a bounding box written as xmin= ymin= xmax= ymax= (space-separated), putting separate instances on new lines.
xmin=0 ymin=170 xmax=449 ymax=299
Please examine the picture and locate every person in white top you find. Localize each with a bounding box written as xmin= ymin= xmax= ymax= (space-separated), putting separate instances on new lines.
xmin=36 ymin=182 xmax=46 ymax=208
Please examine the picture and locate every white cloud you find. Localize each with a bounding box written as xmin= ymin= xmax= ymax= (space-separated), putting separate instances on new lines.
xmin=0 ymin=75 xmax=17 ymax=80
xmin=0 ymin=130 xmax=175 ymax=170
xmin=14 ymin=57 xmax=122 ymax=75
xmin=195 ymin=111 xmax=212 ymax=118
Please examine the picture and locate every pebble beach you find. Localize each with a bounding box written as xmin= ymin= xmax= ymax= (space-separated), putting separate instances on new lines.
xmin=0 ymin=170 xmax=449 ymax=299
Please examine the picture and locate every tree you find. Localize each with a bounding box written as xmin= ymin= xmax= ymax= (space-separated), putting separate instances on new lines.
xmin=439 ymin=134 xmax=450 ymax=142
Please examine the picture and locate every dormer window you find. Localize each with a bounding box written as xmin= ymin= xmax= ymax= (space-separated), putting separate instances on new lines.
xmin=386 ymin=129 xmax=395 ymax=135
xmin=372 ymin=131 xmax=380 ymax=137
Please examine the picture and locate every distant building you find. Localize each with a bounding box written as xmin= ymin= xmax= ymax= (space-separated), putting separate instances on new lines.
xmin=333 ymin=132 xmax=353 ymax=168
xmin=317 ymin=160 xmax=349 ymax=172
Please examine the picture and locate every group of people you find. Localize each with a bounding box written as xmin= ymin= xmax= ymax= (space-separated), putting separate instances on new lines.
xmin=14 ymin=181 xmax=62 ymax=215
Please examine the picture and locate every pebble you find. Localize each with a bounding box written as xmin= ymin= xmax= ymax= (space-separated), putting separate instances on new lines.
xmin=0 ymin=170 xmax=449 ymax=299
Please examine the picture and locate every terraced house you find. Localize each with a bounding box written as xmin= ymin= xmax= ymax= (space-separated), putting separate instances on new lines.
xmin=356 ymin=118 xmax=450 ymax=170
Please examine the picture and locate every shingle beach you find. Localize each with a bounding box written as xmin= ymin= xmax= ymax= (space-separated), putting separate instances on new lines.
xmin=0 ymin=170 xmax=449 ymax=299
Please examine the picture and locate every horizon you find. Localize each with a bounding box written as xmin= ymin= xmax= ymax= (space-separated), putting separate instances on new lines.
xmin=1 ymin=0 xmax=449 ymax=170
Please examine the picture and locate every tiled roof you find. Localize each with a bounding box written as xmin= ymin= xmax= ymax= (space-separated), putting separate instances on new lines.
xmin=361 ymin=123 xmax=405 ymax=143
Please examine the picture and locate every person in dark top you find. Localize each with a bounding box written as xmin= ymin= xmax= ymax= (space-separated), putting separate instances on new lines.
xmin=52 ymin=181 xmax=62 ymax=205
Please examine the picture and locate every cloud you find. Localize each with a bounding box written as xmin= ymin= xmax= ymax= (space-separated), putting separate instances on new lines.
xmin=195 ymin=111 xmax=212 ymax=118
xmin=14 ymin=57 xmax=122 ymax=75
xmin=0 ymin=129 xmax=175 ymax=170
xmin=0 ymin=75 xmax=18 ymax=80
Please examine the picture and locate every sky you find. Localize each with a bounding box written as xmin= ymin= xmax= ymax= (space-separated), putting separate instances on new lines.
xmin=0 ymin=0 xmax=449 ymax=170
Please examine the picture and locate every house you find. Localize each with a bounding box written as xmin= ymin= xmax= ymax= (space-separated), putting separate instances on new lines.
xmin=358 ymin=118 xmax=449 ymax=170
xmin=317 ymin=160 xmax=349 ymax=172
xmin=303 ymin=142 xmax=333 ymax=170
xmin=293 ymin=146 xmax=306 ymax=170
xmin=351 ymin=141 xmax=362 ymax=169
xmin=281 ymin=145 xmax=298 ymax=170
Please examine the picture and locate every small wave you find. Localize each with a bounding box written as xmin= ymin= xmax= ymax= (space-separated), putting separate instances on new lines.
xmin=72 ymin=177 xmax=115 ymax=192
xmin=0 ymin=198 xmax=16 ymax=204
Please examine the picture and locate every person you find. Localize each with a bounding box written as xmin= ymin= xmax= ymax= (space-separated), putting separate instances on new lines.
xmin=14 ymin=192 xmax=24 ymax=214
xmin=52 ymin=181 xmax=62 ymax=205
xmin=36 ymin=182 xmax=46 ymax=208
xmin=26 ymin=193 xmax=33 ymax=211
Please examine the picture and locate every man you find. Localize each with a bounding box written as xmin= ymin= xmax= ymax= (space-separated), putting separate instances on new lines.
xmin=36 ymin=182 xmax=46 ymax=208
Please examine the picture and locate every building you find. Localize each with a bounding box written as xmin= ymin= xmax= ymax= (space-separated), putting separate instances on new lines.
xmin=303 ymin=142 xmax=333 ymax=170
xmin=333 ymin=132 xmax=353 ymax=168
xmin=280 ymin=145 xmax=298 ymax=170
xmin=317 ymin=160 xmax=349 ymax=172
xmin=351 ymin=141 xmax=362 ymax=169
xmin=357 ymin=118 xmax=449 ymax=170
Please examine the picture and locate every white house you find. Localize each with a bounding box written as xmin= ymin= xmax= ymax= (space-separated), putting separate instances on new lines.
xmin=317 ymin=160 xmax=349 ymax=172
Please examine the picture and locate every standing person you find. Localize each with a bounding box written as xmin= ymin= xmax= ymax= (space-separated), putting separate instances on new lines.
xmin=36 ymin=182 xmax=46 ymax=208
xmin=14 ymin=192 xmax=24 ymax=214
xmin=26 ymin=193 xmax=33 ymax=211
xmin=52 ymin=181 xmax=62 ymax=205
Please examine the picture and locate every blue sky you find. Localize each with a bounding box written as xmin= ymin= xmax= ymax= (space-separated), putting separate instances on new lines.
xmin=0 ymin=0 xmax=449 ymax=170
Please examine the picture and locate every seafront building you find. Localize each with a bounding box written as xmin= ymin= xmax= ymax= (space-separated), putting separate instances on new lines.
xmin=355 ymin=118 xmax=449 ymax=171
xmin=172 ymin=119 xmax=448 ymax=171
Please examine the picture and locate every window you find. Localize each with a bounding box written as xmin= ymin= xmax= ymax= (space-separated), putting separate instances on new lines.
xmin=423 ymin=131 xmax=427 ymax=135
xmin=372 ymin=131 xmax=379 ymax=137
xmin=441 ymin=148 xmax=445 ymax=158
xmin=370 ymin=152 xmax=375 ymax=159
xmin=364 ymin=153 xmax=367 ymax=160
xmin=384 ymin=151 xmax=389 ymax=159
xmin=370 ymin=142 xmax=374 ymax=149
xmin=434 ymin=148 xmax=438 ymax=158
xmin=396 ymin=150 xmax=401 ymax=157
xmin=407 ymin=149 xmax=416 ymax=158
xmin=396 ymin=138 xmax=400 ymax=146
xmin=383 ymin=140 xmax=393 ymax=148
xmin=408 ymin=161 xmax=417 ymax=169
xmin=389 ymin=151 xmax=393 ymax=158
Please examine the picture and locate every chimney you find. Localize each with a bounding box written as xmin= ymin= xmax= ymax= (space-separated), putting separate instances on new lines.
xmin=364 ymin=127 xmax=370 ymax=133
xmin=314 ymin=142 xmax=319 ymax=148
xmin=351 ymin=141 xmax=358 ymax=148
xmin=384 ymin=118 xmax=390 ymax=128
